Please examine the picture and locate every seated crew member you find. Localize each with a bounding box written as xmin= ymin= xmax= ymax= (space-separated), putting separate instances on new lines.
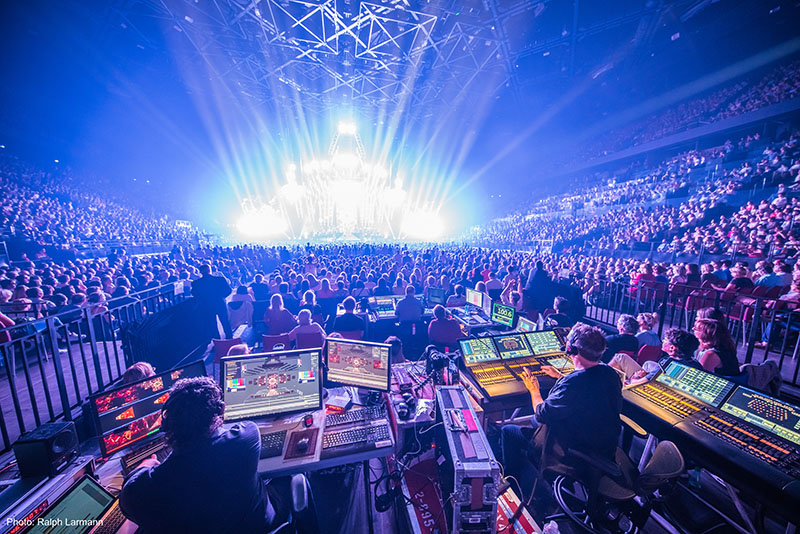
xmin=658 ymin=328 xmax=702 ymax=371
xmin=427 ymin=305 xmax=463 ymax=348
xmin=333 ymin=296 xmax=366 ymax=337
xmin=287 ymin=309 xmax=327 ymax=344
xmin=545 ymin=296 xmax=574 ymax=328
xmin=602 ymin=314 xmax=639 ymax=363
xmin=445 ymin=285 xmax=466 ymax=307
xmin=500 ymin=323 xmax=622 ymax=499
xmin=120 ymin=377 xmax=280 ymax=533
xmin=395 ymin=284 xmax=423 ymax=322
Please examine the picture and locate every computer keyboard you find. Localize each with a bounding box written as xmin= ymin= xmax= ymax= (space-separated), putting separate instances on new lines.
xmin=325 ymin=405 xmax=387 ymax=427
xmin=630 ymin=381 xmax=705 ymax=419
xmin=260 ymin=430 xmax=288 ymax=459
xmin=322 ymin=421 xmax=392 ymax=449
xmin=91 ymin=501 xmax=126 ymax=534
xmin=120 ymin=436 xmax=171 ymax=475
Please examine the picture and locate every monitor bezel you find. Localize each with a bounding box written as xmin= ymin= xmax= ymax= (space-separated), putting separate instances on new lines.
xmin=219 ymin=349 xmax=324 ymax=422
xmin=516 ymin=316 xmax=536 ymax=332
xmin=324 ymin=337 xmax=392 ymax=392
xmin=427 ymin=287 xmax=447 ymax=306
xmin=491 ymin=300 xmax=516 ymax=328
xmin=465 ymin=288 xmax=483 ymax=308
xmin=491 ymin=332 xmax=534 ymax=360
xmin=90 ymin=359 xmax=207 ymax=458
xmin=458 ymin=337 xmax=502 ymax=366
xmin=18 ymin=475 xmax=116 ymax=534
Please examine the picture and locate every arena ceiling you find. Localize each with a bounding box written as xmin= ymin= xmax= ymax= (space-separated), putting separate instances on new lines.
xmin=106 ymin=0 xmax=712 ymax=123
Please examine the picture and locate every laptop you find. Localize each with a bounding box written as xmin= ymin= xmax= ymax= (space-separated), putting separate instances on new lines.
xmin=20 ymin=475 xmax=126 ymax=534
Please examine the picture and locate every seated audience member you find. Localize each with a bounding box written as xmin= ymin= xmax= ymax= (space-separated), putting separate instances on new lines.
xmin=120 ymin=377 xmax=281 ymax=533
xmin=395 ymin=284 xmax=423 ymax=322
xmin=264 ymin=294 xmax=297 ymax=335
xmin=248 ymin=273 xmax=270 ymax=302
xmin=226 ymin=344 xmax=250 ymax=357
xmin=427 ymin=305 xmax=463 ymax=348
xmin=384 ymin=336 xmax=406 ymax=364
xmin=602 ymin=314 xmax=640 ymax=363
xmin=287 ymin=309 xmax=326 ymax=343
xmin=227 ymin=286 xmax=254 ymax=332
xmin=298 ymin=290 xmax=323 ymax=318
xmin=122 ymin=362 xmax=156 ymax=385
xmin=635 ymin=312 xmax=660 ymax=348
xmin=545 ymin=296 xmax=574 ymax=328
xmin=333 ymin=296 xmax=366 ymax=336
xmin=693 ymin=307 xmax=740 ymax=376
xmin=658 ymin=328 xmax=703 ymax=371
xmin=754 ymin=261 xmax=783 ymax=288
xmin=446 ymin=285 xmax=467 ymax=307
xmin=278 ymin=282 xmax=299 ymax=314
xmin=719 ymin=266 xmax=754 ymax=291
xmin=500 ymin=323 xmax=622 ymax=498
xmin=0 ymin=311 xmax=14 ymax=344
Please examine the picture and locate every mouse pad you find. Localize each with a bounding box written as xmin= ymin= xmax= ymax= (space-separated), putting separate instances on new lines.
xmin=284 ymin=428 xmax=319 ymax=460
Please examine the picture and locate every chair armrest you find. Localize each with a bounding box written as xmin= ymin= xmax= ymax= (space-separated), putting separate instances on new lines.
xmin=620 ymin=415 xmax=648 ymax=439
xmin=565 ymin=448 xmax=622 ymax=478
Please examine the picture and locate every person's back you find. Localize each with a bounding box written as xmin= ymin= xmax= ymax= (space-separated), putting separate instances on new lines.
xmin=395 ymin=286 xmax=423 ymax=322
xmin=120 ymin=377 xmax=271 ymax=534
xmin=537 ymin=364 xmax=622 ymax=460
xmin=427 ymin=305 xmax=462 ymax=347
xmin=121 ymin=422 xmax=267 ymax=533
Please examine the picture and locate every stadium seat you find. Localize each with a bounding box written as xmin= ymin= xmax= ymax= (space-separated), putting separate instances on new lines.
xmin=263 ymin=333 xmax=291 ymax=351
xmin=637 ymin=344 xmax=662 ymax=365
xmin=212 ymin=337 xmax=243 ymax=364
xmin=295 ymin=332 xmax=325 ymax=349
xmin=335 ymin=330 xmax=363 ymax=340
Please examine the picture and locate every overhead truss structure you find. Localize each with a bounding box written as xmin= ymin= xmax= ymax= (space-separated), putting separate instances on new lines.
xmin=108 ymin=0 xmax=680 ymax=118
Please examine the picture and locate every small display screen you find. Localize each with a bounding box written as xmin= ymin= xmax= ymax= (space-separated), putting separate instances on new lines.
xmin=427 ymin=287 xmax=446 ymax=305
xmin=23 ymin=477 xmax=115 ymax=534
xmin=326 ymin=338 xmax=391 ymax=391
xmin=222 ymin=350 xmax=321 ymax=421
xmin=655 ymin=361 xmax=736 ymax=407
xmin=491 ymin=301 xmax=515 ymax=328
xmin=524 ymin=331 xmax=562 ymax=355
xmin=91 ymin=361 xmax=206 ymax=457
xmin=459 ymin=337 xmax=502 ymax=365
xmin=493 ymin=334 xmax=534 ymax=360
xmin=466 ymin=288 xmax=483 ymax=307
xmin=516 ymin=317 xmax=536 ymax=332
xmin=721 ymin=386 xmax=800 ymax=446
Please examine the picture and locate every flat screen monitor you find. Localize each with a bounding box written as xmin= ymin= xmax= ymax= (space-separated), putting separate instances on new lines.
xmin=90 ymin=360 xmax=206 ymax=457
xmin=492 ymin=334 xmax=534 ymax=360
xmin=491 ymin=301 xmax=515 ymax=328
xmin=721 ymin=386 xmax=800 ymax=445
xmin=20 ymin=476 xmax=116 ymax=534
xmin=459 ymin=337 xmax=502 ymax=365
xmin=524 ymin=331 xmax=563 ymax=356
xmin=465 ymin=288 xmax=483 ymax=308
xmin=482 ymin=294 xmax=493 ymax=318
xmin=325 ymin=338 xmax=391 ymax=392
xmin=516 ymin=316 xmax=536 ymax=333
xmin=655 ymin=361 xmax=736 ymax=407
xmin=427 ymin=287 xmax=446 ymax=306
xmin=221 ymin=350 xmax=322 ymax=421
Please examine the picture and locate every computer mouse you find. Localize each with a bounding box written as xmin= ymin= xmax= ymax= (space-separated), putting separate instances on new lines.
xmin=297 ymin=437 xmax=310 ymax=453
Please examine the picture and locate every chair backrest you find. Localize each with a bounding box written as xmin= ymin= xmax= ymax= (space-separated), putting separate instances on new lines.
xmin=764 ymin=286 xmax=784 ymax=299
xmin=751 ymin=285 xmax=768 ymax=298
xmin=637 ymin=441 xmax=684 ymax=494
xmin=212 ymin=337 xmax=243 ymax=364
xmin=262 ymin=333 xmax=291 ymax=352
xmin=636 ymin=344 xmax=662 ymax=365
xmin=336 ymin=330 xmax=363 ymax=340
xmin=295 ymin=332 xmax=325 ymax=349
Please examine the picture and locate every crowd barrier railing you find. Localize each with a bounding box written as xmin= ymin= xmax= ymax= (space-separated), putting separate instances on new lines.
xmin=576 ymin=278 xmax=800 ymax=390
xmin=0 ymin=283 xmax=187 ymax=452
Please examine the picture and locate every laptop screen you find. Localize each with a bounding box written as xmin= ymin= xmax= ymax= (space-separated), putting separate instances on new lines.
xmin=21 ymin=476 xmax=115 ymax=534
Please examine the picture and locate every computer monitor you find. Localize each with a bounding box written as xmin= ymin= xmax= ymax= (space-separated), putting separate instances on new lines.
xmin=491 ymin=301 xmax=515 ymax=328
xmin=655 ymin=361 xmax=736 ymax=407
xmin=481 ymin=293 xmax=493 ymax=318
xmin=427 ymin=287 xmax=446 ymax=306
xmin=325 ymin=338 xmax=391 ymax=392
xmin=459 ymin=337 xmax=502 ymax=366
xmin=465 ymin=288 xmax=483 ymax=308
xmin=721 ymin=386 xmax=800 ymax=445
xmin=524 ymin=331 xmax=563 ymax=356
xmin=516 ymin=316 xmax=536 ymax=333
xmin=20 ymin=475 xmax=116 ymax=534
xmin=372 ymin=296 xmax=396 ymax=318
xmin=90 ymin=360 xmax=206 ymax=457
xmin=221 ymin=350 xmax=322 ymax=422
xmin=492 ymin=334 xmax=534 ymax=360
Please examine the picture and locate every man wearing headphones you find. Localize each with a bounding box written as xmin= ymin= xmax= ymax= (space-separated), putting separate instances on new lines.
xmin=500 ymin=323 xmax=622 ymax=498
xmin=120 ymin=377 xmax=281 ymax=533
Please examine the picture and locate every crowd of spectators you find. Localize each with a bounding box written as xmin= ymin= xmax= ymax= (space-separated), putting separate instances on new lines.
xmin=0 ymin=153 xmax=203 ymax=250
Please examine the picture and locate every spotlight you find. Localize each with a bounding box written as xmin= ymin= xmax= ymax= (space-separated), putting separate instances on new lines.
xmin=337 ymin=121 xmax=357 ymax=135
